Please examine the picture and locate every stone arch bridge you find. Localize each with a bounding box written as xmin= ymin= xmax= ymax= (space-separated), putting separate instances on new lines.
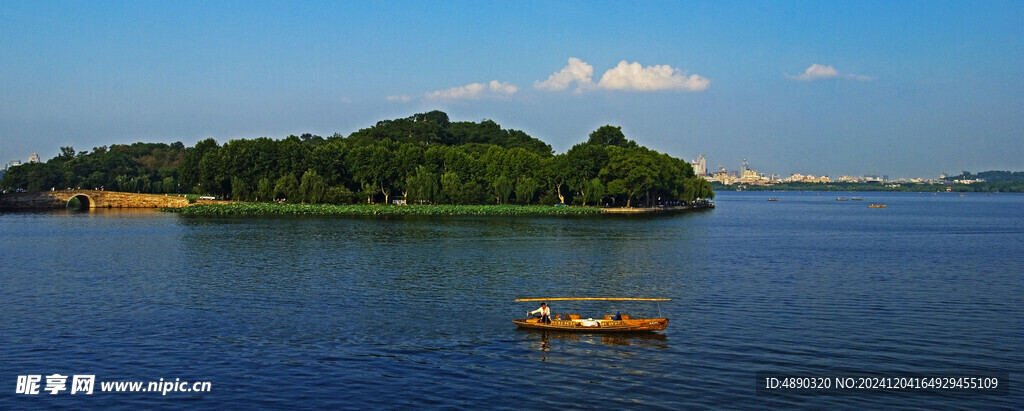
xmin=0 ymin=190 xmax=199 ymax=209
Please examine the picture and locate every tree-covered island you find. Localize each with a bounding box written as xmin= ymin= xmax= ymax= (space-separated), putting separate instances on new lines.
xmin=1 ymin=111 xmax=715 ymax=213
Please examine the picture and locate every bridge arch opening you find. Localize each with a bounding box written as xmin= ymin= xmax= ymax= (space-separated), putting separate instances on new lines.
xmin=67 ymin=194 xmax=92 ymax=211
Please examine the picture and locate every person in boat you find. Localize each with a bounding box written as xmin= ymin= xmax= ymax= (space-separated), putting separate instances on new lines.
xmin=528 ymin=303 xmax=552 ymax=324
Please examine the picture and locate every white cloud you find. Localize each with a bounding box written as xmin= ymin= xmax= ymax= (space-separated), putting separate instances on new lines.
xmin=535 ymin=57 xmax=596 ymax=92
xmin=386 ymin=94 xmax=411 ymax=103
xmin=790 ymin=64 xmax=839 ymax=81
xmin=487 ymin=80 xmax=518 ymax=95
xmin=425 ymin=80 xmax=518 ymax=100
xmin=789 ymin=64 xmax=875 ymax=81
xmin=597 ymin=60 xmax=710 ymax=92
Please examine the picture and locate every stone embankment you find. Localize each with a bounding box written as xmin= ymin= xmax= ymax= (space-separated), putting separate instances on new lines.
xmin=0 ymin=190 xmax=200 ymax=209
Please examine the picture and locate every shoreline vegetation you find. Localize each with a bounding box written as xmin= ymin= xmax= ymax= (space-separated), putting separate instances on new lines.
xmin=1 ymin=110 xmax=715 ymax=209
xmin=164 ymin=202 xmax=716 ymax=216
xmin=167 ymin=203 xmax=605 ymax=216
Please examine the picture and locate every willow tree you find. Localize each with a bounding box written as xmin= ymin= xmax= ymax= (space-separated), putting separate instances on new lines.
xmin=231 ymin=176 xmax=250 ymax=201
xmin=256 ymin=177 xmax=273 ymax=201
xmin=490 ymin=175 xmax=514 ymax=204
xmin=580 ymin=178 xmax=604 ymax=206
xmin=274 ymin=173 xmax=299 ymax=202
xmin=515 ymin=177 xmax=539 ymax=204
xmin=299 ymin=169 xmax=327 ymax=203
xmin=684 ymin=177 xmax=715 ymax=202
xmin=406 ymin=165 xmax=438 ymax=204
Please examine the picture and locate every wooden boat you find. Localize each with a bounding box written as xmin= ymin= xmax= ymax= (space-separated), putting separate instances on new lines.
xmin=513 ymin=297 xmax=669 ymax=333
xmin=868 ymin=204 xmax=887 ymax=208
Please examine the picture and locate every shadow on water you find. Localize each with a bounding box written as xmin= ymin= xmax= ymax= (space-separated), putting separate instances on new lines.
xmin=517 ymin=329 xmax=669 ymax=350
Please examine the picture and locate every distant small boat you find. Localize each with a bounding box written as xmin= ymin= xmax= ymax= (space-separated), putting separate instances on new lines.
xmin=869 ymin=204 xmax=887 ymax=208
xmin=836 ymin=197 xmax=850 ymax=201
xmin=851 ymin=197 xmax=864 ymax=201
xmin=767 ymin=198 xmax=778 ymax=201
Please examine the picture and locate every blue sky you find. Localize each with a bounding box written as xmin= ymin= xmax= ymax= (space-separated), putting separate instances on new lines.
xmin=2 ymin=1 xmax=1022 ymax=178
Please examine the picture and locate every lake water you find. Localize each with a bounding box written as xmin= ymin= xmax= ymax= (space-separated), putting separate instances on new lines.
xmin=2 ymin=191 xmax=1021 ymax=408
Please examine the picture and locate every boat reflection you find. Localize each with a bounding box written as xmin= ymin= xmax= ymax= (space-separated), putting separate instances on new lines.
xmin=519 ymin=329 xmax=668 ymax=352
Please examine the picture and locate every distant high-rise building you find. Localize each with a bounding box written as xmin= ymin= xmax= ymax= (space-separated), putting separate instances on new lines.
xmin=691 ymin=154 xmax=707 ymax=176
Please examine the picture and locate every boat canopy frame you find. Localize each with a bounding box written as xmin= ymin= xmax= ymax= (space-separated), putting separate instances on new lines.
xmin=515 ymin=297 xmax=670 ymax=317
xmin=513 ymin=298 xmax=670 ymax=302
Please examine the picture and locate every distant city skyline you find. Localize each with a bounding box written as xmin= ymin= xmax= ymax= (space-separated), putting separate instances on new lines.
xmin=2 ymin=1 xmax=1022 ymax=179
xmin=694 ymin=155 xmax=948 ymax=181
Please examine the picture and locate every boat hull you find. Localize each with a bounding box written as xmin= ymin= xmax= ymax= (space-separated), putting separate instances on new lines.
xmin=513 ymin=318 xmax=668 ymax=333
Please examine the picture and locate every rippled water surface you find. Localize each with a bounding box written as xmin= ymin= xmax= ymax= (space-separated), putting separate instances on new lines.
xmin=2 ymin=192 xmax=1021 ymax=408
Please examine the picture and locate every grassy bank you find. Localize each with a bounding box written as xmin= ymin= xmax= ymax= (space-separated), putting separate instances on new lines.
xmin=165 ymin=203 xmax=606 ymax=216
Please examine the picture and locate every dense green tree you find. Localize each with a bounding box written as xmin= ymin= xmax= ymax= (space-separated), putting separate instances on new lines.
xmin=490 ymin=175 xmax=514 ymax=204
xmin=274 ymin=174 xmax=299 ymax=202
xmin=231 ymin=176 xmax=250 ymax=200
xmin=348 ymin=143 xmax=400 ymax=204
xmin=460 ymin=180 xmax=488 ymax=205
xmin=162 ymin=177 xmax=176 ymax=194
xmin=538 ymin=154 xmax=572 ymax=204
xmin=587 ymin=125 xmax=637 ymax=148
xmin=324 ymin=186 xmax=358 ymax=204
xmin=601 ymin=146 xmax=658 ymax=207
xmin=299 ymin=169 xmax=327 ymax=204
xmin=580 ymin=178 xmax=605 ymax=206
xmin=605 ymin=179 xmax=626 ymax=206
xmin=256 ymin=177 xmax=273 ymax=201
xmin=179 ymin=138 xmax=218 ymax=192
xmin=691 ymin=177 xmax=714 ymax=200
xmin=448 ymin=119 xmax=552 ymax=156
xmin=114 ymin=175 xmax=132 ymax=192
xmin=273 ymin=136 xmax=309 ymax=178
xmin=359 ymin=182 xmax=376 ymax=204
xmin=310 ymin=140 xmax=349 ymax=185
xmin=515 ymin=177 xmax=539 ymax=204
xmin=565 ymin=143 xmax=608 ymax=203
xmin=59 ymin=146 xmax=77 ymax=161
xmin=406 ymin=165 xmax=438 ymax=204
xmin=197 ymin=150 xmax=229 ymax=195
xmin=440 ymin=172 xmax=462 ymax=204
xmin=135 ymin=176 xmax=151 ymax=193
xmin=220 ymin=137 xmax=279 ymax=189
xmin=0 ymin=111 xmax=716 ymax=204
xmin=393 ymin=143 xmax=425 ymax=201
